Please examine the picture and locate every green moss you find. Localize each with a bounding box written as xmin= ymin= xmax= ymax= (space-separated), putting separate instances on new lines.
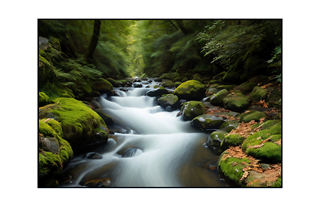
xmin=46 ymin=119 xmax=63 ymax=137
xmin=46 ymin=98 xmax=107 ymax=146
xmin=223 ymin=93 xmax=250 ymax=112
xmin=153 ymin=85 xmax=159 ymax=89
xmin=261 ymin=120 xmax=280 ymax=130
xmin=218 ymin=155 xmax=251 ymax=186
xmin=220 ymin=134 xmax=246 ymax=149
xmin=173 ymin=76 xmax=183 ymax=82
xmin=240 ymin=111 xmax=266 ymax=123
xmin=181 ymin=77 xmax=188 ymax=82
xmin=39 ymin=92 xmax=51 ymax=107
xmin=173 ymin=80 xmax=206 ymax=100
xmin=210 ymin=89 xmax=228 ymax=106
xmin=174 ymin=82 xmax=182 ymax=87
xmin=162 ymin=80 xmax=175 ymax=88
xmin=159 ymin=73 xmax=172 ymax=79
xmin=250 ymin=86 xmax=268 ymax=101
xmin=246 ymin=142 xmax=281 ymax=163
xmin=181 ymin=101 xmax=205 ymax=121
xmin=158 ymin=94 xmax=179 ymax=107
xmin=271 ymin=177 xmax=282 ymax=187
xmin=269 ymin=134 xmax=281 ymax=142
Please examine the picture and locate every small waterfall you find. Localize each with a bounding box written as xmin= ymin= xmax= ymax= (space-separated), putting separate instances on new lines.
xmin=60 ymin=87 xmax=228 ymax=187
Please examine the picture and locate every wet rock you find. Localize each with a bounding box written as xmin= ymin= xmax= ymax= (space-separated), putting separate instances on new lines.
xmin=219 ymin=120 xmax=240 ymax=132
xmin=39 ymin=137 xmax=60 ymax=154
xmin=123 ymin=148 xmax=143 ymax=157
xmin=166 ymin=106 xmax=172 ymax=112
xmin=157 ymin=94 xmax=180 ymax=109
xmin=180 ymin=101 xmax=205 ymax=121
xmin=210 ymin=89 xmax=228 ymax=106
xmin=191 ymin=114 xmax=224 ymax=132
xmin=87 ymin=152 xmax=103 ymax=159
xmin=154 ymin=77 xmax=162 ymax=82
xmin=94 ymin=109 xmax=114 ymax=125
xmin=162 ymin=80 xmax=175 ymax=88
xmin=82 ymin=179 xmax=112 ymax=187
xmin=207 ymin=130 xmax=227 ymax=147
xmin=146 ymin=87 xmax=169 ymax=97
xmin=133 ymin=82 xmax=143 ymax=88
xmin=119 ymin=88 xmax=128 ymax=92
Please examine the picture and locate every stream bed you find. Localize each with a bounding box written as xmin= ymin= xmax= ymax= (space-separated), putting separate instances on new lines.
xmin=59 ymin=83 xmax=232 ymax=187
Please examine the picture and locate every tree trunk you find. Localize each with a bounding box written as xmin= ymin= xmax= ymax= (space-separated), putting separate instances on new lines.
xmin=84 ymin=20 xmax=101 ymax=63
xmin=175 ymin=20 xmax=188 ymax=35
xmin=168 ymin=20 xmax=179 ymax=31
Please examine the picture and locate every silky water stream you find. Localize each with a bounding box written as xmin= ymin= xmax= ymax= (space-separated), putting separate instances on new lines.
xmin=59 ymin=85 xmax=231 ymax=187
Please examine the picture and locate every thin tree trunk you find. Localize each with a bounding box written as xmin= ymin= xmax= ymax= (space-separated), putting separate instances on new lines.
xmin=84 ymin=20 xmax=101 ymax=63
xmin=168 ymin=20 xmax=179 ymax=31
xmin=175 ymin=20 xmax=188 ymax=35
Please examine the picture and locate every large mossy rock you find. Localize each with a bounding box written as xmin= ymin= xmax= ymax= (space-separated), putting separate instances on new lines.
xmin=218 ymin=150 xmax=251 ymax=187
xmin=240 ymin=111 xmax=266 ymax=123
xmin=242 ymin=122 xmax=281 ymax=163
xmin=157 ymin=94 xmax=180 ymax=110
xmin=39 ymin=98 xmax=109 ymax=150
xmin=191 ymin=114 xmax=224 ymax=132
xmin=180 ymin=101 xmax=205 ymax=121
xmin=39 ymin=119 xmax=73 ymax=187
xmin=210 ymin=89 xmax=228 ymax=106
xmin=39 ymin=92 xmax=51 ymax=107
xmin=92 ymin=78 xmax=113 ymax=94
xmin=250 ymin=86 xmax=268 ymax=101
xmin=146 ymin=87 xmax=169 ymax=97
xmin=234 ymin=82 xmax=257 ymax=93
xmin=223 ymin=93 xmax=250 ymax=112
xmin=173 ymin=80 xmax=206 ymax=101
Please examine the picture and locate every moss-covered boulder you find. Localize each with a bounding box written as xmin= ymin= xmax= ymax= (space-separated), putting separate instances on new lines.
xmin=159 ymin=73 xmax=172 ymax=80
xmin=146 ymin=87 xmax=169 ymax=97
xmin=242 ymin=122 xmax=281 ymax=163
xmin=220 ymin=134 xmax=246 ymax=150
xmin=173 ymin=80 xmax=206 ymax=101
xmin=173 ymin=76 xmax=183 ymax=82
xmin=234 ymin=82 xmax=257 ymax=93
xmin=180 ymin=101 xmax=205 ymax=121
xmin=162 ymin=80 xmax=175 ymax=88
xmin=39 ymin=98 xmax=109 ymax=150
xmin=39 ymin=119 xmax=73 ymax=187
xmin=218 ymin=150 xmax=251 ymax=187
xmin=210 ymin=89 xmax=228 ymax=106
xmin=206 ymin=84 xmax=219 ymax=96
xmin=191 ymin=114 xmax=224 ymax=132
xmin=261 ymin=120 xmax=280 ymax=130
xmin=157 ymin=94 xmax=180 ymax=109
xmin=39 ymin=92 xmax=51 ymax=107
xmin=220 ymin=120 xmax=240 ymax=132
xmin=250 ymin=86 xmax=268 ymax=101
xmin=218 ymin=148 xmax=281 ymax=187
xmin=240 ymin=111 xmax=266 ymax=123
xmin=207 ymin=130 xmax=227 ymax=147
xmin=223 ymin=93 xmax=250 ymax=112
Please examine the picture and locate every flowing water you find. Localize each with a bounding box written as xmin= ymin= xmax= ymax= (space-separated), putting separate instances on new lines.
xmin=59 ymin=83 xmax=231 ymax=187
